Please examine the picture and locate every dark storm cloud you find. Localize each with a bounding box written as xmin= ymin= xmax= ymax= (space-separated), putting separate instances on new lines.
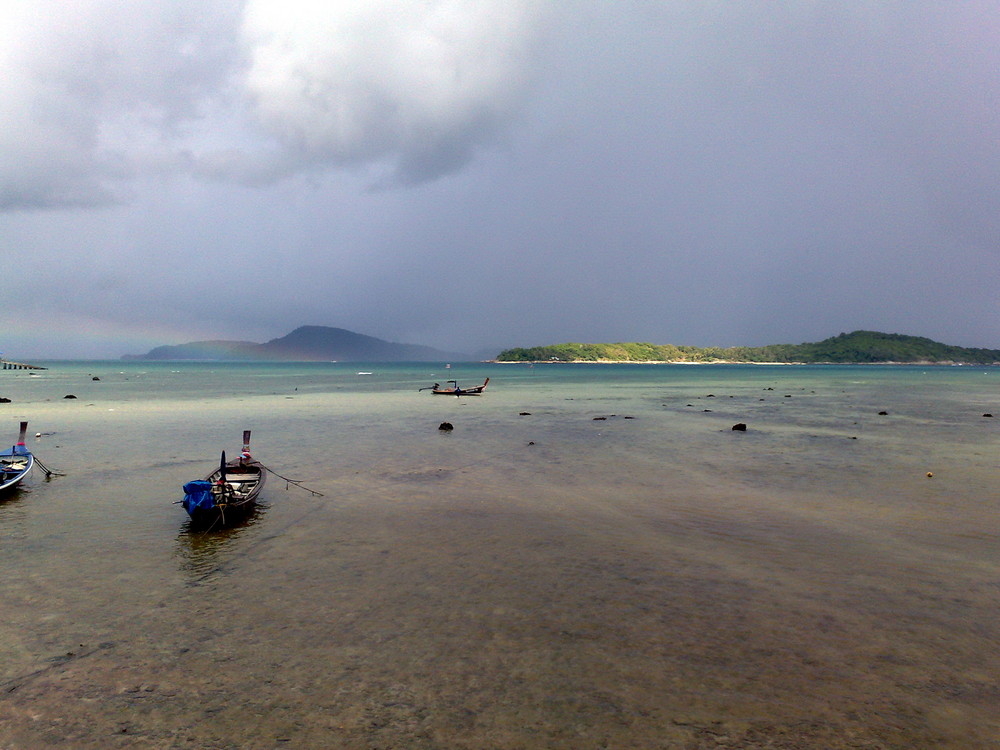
xmin=0 ymin=0 xmax=545 ymax=209
xmin=1 ymin=1 xmax=998 ymax=358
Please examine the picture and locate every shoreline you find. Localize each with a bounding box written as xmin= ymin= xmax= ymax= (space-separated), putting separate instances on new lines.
xmin=488 ymin=359 xmax=992 ymax=366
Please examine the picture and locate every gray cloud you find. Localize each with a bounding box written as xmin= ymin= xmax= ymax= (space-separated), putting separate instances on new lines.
xmin=1 ymin=1 xmax=998 ymax=358
xmin=0 ymin=0 xmax=547 ymax=209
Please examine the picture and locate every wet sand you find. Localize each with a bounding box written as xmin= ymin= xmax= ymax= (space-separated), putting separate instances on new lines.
xmin=1 ymin=367 xmax=998 ymax=748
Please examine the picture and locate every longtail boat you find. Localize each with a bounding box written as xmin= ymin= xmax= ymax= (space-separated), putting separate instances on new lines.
xmin=182 ymin=430 xmax=266 ymax=529
xmin=0 ymin=422 xmax=33 ymax=494
xmin=424 ymin=378 xmax=490 ymax=396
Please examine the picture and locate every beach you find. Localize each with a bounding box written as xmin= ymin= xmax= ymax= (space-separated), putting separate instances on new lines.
xmin=0 ymin=362 xmax=998 ymax=748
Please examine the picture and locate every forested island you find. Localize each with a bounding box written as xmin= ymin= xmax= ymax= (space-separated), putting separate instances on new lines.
xmin=496 ymin=331 xmax=1000 ymax=365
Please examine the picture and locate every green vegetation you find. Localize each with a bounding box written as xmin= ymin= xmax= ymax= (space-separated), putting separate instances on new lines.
xmin=496 ymin=331 xmax=1000 ymax=364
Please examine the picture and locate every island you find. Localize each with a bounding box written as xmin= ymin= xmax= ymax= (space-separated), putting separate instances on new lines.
xmin=496 ymin=331 xmax=1000 ymax=365
xmin=123 ymin=326 xmax=468 ymax=362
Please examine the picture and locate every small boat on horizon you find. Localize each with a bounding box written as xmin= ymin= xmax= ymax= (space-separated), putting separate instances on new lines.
xmin=0 ymin=422 xmax=34 ymax=495
xmin=182 ymin=430 xmax=266 ymax=529
xmin=423 ymin=378 xmax=490 ymax=396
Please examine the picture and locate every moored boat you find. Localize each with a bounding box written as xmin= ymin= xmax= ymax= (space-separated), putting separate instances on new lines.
xmin=425 ymin=378 xmax=489 ymax=396
xmin=182 ymin=430 xmax=266 ymax=529
xmin=0 ymin=422 xmax=34 ymax=495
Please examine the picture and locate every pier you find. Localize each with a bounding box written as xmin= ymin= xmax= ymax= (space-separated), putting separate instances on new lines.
xmin=1 ymin=359 xmax=47 ymax=370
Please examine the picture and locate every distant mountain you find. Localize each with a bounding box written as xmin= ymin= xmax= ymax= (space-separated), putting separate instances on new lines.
xmin=496 ymin=331 xmax=1000 ymax=364
xmin=124 ymin=340 xmax=261 ymax=360
xmin=123 ymin=326 xmax=469 ymax=362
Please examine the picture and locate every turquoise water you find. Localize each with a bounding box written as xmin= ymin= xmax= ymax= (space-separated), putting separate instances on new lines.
xmin=0 ymin=361 xmax=998 ymax=747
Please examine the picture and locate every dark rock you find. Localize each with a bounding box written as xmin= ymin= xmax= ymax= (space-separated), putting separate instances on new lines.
xmin=438 ymin=422 xmax=453 ymax=431
xmin=519 ymin=412 xmax=531 ymax=416
xmin=92 ymin=376 xmax=100 ymax=381
xmin=731 ymin=423 xmax=747 ymax=431
xmin=0 ymin=397 xmax=10 ymax=403
xmin=703 ymin=409 xmax=712 ymax=412
xmin=64 ymin=394 xmax=77 ymax=399
xmin=878 ymin=411 xmax=888 ymax=415
xmin=593 ymin=416 xmax=607 ymax=421
xmin=983 ymin=413 xmax=994 ymax=418
xmin=527 ymin=441 xmax=535 ymax=445
xmin=706 ymin=394 xmax=715 ymax=398
xmin=624 ymin=416 xmax=635 ymax=419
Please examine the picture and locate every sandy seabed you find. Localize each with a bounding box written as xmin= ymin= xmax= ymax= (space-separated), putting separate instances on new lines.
xmin=0 ymin=369 xmax=998 ymax=749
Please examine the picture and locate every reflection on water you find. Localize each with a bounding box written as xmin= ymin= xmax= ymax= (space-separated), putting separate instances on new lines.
xmin=174 ymin=501 xmax=269 ymax=582
xmin=0 ymin=487 xmax=30 ymax=543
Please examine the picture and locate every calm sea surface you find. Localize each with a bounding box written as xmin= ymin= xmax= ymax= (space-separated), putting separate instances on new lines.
xmin=0 ymin=361 xmax=997 ymax=748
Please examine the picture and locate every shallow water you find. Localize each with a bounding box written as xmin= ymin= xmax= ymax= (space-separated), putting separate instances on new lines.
xmin=0 ymin=362 xmax=998 ymax=748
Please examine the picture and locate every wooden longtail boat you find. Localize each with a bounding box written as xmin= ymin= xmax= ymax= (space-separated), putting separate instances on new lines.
xmin=182 ymin=430 xmax=266 ymax=529
xmin=426 ymin=378 xmax=490 ymax=396
xmin=0 ymin=422 xmax=33 ymax=495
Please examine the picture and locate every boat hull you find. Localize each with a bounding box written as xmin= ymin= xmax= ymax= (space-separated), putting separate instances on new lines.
xmin=0 ymin=447 xmax=33 ymax=495
xmin=430 ymin=377 xmax=490 ymax=395
xmin=184 ymin=458 xmax=266 ymax=529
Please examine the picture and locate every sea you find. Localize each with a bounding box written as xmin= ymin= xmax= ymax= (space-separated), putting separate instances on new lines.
xmin=0 ymin=360 xmax=997 ymax=748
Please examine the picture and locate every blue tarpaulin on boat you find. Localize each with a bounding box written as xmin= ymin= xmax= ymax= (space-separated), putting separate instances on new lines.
xmin=182 ymin=480 xmax=215 ymax=514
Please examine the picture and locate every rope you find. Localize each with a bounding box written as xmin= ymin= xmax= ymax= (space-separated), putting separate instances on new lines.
xmin=32 ymin=455 xmax=63 ymax=478
xmin=260 ymin=463 xmax=325 ymax=497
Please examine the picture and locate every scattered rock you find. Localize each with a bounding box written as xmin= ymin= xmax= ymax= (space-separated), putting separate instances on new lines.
xmin=64 ymin=394 xmax=77 ymax=399
xmin=731 ymin=423 xmax=747 ymax=431
xmin=438 ymin=422 xmax=453 ymax=431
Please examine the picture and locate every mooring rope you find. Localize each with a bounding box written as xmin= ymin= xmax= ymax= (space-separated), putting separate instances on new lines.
xmin=260 ymin=463 xmax=325 ymax=497
xmin=32 ymin=455 xmax=62 ymax=478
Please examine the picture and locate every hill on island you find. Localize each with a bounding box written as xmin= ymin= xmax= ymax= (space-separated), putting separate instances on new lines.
xmin=123 ymin=326 xmax=469 ymax=362
xmin=496 ymin=331 xmax=1000 ymax=365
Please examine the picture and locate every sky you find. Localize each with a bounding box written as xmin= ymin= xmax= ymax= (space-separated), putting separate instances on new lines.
xmin=2 ymin=1 xmax=998 ymax=359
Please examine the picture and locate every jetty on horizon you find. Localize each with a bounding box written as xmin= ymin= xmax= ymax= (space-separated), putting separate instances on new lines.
xmin=1 ymin=358 xmax=47 ymax=371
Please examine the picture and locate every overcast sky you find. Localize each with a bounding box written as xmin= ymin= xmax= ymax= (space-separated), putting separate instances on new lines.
xmin=2 ymin=1 xmax=998 ymax=359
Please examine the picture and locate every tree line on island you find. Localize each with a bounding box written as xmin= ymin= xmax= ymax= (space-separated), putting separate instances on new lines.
xmin=123 ymin=327 xmax=1000 ymax=364
xmin=496 ymin=331 xmax=1000 ymax=365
